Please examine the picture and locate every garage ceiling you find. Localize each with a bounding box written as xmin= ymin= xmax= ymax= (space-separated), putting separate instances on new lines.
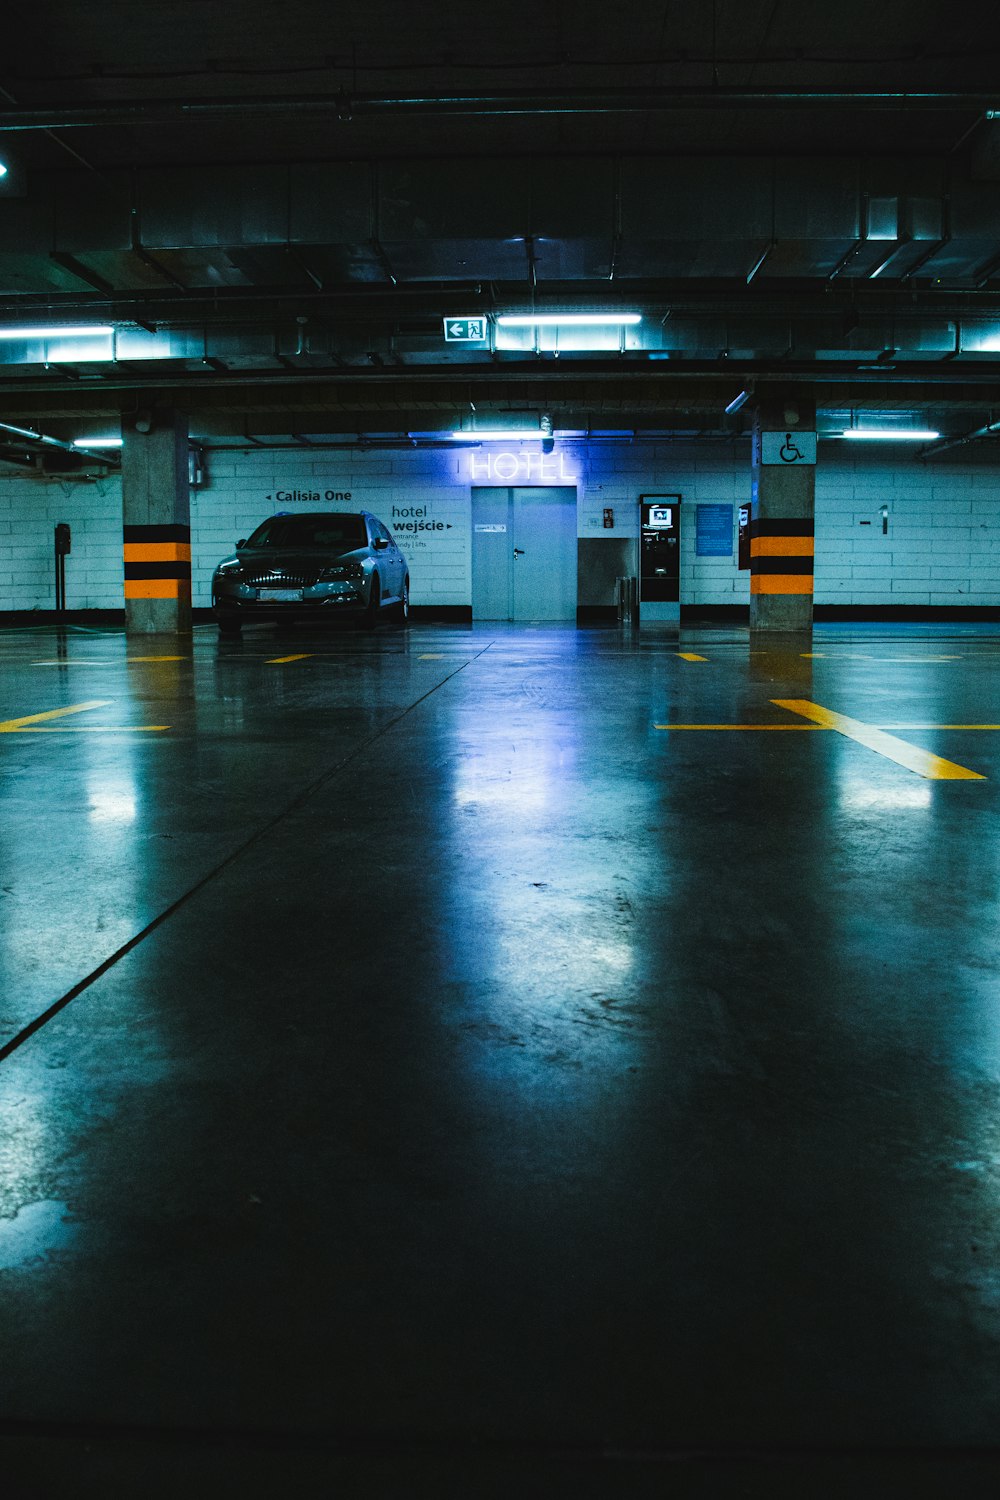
xmin=2 ymin=0 xmax=1000 ymax=448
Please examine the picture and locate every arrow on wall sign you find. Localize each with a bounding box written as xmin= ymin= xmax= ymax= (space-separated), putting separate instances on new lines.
xmin=443 ymin=318 xmax=488 ymax=343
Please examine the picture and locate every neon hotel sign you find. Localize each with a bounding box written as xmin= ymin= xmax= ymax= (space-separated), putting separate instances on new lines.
xmin=467 ymin=451 xmax=578 ymax=483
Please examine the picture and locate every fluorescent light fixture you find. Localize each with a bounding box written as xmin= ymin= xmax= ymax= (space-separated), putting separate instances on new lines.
xmin=449 ymin=430 xmax=547 ymax=441
xmin=497 ymin=313 xmax=642 ymax=328
xmin=0 ymin=162 xmax=7 ymax=179
xmin=840 ymin=429 xmax=940 ymax=441
xmin=724 ymin=390 xmax=751 ymax=415
xmin=72 ymin=437 xmax=123 ymax=449
xmin=0 ymin=325 xmax=114 ymax=340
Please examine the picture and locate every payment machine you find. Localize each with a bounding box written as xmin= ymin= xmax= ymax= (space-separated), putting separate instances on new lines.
xmin=639 ymin=496 xmax=681 ymax=622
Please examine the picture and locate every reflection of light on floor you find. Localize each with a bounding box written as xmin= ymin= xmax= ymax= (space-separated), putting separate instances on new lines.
xmin=453 ymin=769 xmax=550 ymax=813
xmin=840 ymin=784 xmax=932 ymax=811
xmin=576 ymin=936 xmax=636 ymax=976
xmin=0 ymin=1199 xmax=75 ymax=1270
xmin=87 ymin=782 xmax=137 ymax=824
xmin=453 ymin=742 xmax=577 ymax=815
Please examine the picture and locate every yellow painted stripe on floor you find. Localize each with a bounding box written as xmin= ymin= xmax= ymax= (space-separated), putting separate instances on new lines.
xmin=0 ymin=700 xmax=112 ymax=732
xmin=128 ymin=655 xmax=188 ymax=662
xmin=266 ymin=653 xmax=314 ymax=664
xmin=7 ymin=725 xmax=169 ymax=733
xmin=654 ymin=723 xmax=823 ymax=730
xmin=655 ymin=722 xmax=1000 ymax=733
xmin=773 ymin=698 xmax=985 ymax=780
xmin=677 ymin=652 xmax=709 ymax=662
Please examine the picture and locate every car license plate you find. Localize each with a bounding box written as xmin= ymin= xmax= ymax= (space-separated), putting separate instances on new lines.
xmin=258 ymin=588 xmax=302 ymax=602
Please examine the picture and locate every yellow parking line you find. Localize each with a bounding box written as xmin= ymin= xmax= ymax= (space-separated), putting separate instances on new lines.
xmin=266 ymin=653 xmax=314 ymax=664
xmin=677 ymin=652 xmax=709 ymax=662
xmin=0 ymin=700 xmax=112 ymax=732
xmin=655 ymin=721 xmax=1000 ymax=733
xmin=127 ymin=655 xmax=188 ymax=663
xmin=7 ymin=726 xmax=169 ymax=733
xmin=772 ymin=698 xmax=985 ymax=780
xmin=655 ymin=723 xmax=822 ymax=730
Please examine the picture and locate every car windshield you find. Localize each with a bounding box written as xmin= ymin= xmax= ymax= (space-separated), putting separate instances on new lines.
xmin=244 ymin=516 xmax=368 ymax=550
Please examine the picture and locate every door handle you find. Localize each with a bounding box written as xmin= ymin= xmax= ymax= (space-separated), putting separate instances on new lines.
xmin=513 ymin=548 xmax=525 ymax=557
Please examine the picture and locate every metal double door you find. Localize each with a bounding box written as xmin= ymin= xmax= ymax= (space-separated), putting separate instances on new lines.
xmin=471 ymin=487 xmax=578 ymax=621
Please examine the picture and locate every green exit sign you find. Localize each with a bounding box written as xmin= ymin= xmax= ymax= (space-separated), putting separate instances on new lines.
xmin=443 ymin=317 xmax=488 ymax=343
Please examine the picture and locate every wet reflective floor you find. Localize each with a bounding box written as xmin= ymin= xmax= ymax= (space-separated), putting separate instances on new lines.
xmin=3 ymin=619 xmax=1000 ymax=1494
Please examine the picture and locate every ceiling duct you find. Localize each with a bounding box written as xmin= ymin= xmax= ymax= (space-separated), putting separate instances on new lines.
xmin=2 ymin=88 xmax=1000 ymax=134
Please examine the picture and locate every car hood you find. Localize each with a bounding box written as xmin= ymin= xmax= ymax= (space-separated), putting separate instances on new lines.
xmin=232 ymin=546 xmax=367 ymax=573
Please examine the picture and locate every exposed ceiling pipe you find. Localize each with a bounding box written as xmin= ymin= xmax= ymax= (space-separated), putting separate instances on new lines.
xmin=0 ymin=89 xmax=996 ymax=132
xmin=0 ymin=421 xmax=121 ymax=466
xmin=2 ymin=359 xmax=1000 ymax=400
xmin=920 ymin=417 xmax=1000 ymax=457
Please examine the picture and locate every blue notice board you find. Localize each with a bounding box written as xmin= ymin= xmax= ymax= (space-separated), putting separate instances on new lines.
xmin=696 ymin=504 xmax=734 ymax=557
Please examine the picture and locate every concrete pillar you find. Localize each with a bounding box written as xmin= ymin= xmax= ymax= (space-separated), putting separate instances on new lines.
xmin=121 ymin=408 xmax=191 ymax=635
xmin=749 ymin=391 xmax=816 ymax=633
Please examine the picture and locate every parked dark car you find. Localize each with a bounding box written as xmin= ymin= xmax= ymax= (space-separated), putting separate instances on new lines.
xmin=212 ymin=511 xmax=409 ymax=634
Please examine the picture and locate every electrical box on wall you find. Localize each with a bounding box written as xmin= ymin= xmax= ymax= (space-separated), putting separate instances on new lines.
xmin=738 ymin=502 xmax=752 ymax=570
xmin=603 ymin=507 xmax=614 ymax=529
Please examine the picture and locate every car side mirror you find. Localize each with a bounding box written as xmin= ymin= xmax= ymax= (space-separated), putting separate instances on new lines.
xmin=236 ymin=539 xmax=247 ymax=549
xmin=372 ymin=536 xmax=389 ymax=550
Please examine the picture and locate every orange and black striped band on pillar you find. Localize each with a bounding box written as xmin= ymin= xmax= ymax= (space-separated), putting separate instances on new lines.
xmin=123 ymin=523 xmax=192 ymax=601
xmin=749 ymin=518 xmax=814 ymax=596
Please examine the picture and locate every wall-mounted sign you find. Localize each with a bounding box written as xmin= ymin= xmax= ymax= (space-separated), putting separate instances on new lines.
xmin=443 ymin=317 xmax=488 ymax=343
xmin=468 ymin=451 xmax=577 ymax=484
xmin=265 ymin=488 xmax=354 ymax=503
xmin=695 ymin=503 xmax=734 ymax=557
xmin=759 ymin=431 xmax=817 ymax=466
xmin=475 ymin=523 xmax=507 ymax=533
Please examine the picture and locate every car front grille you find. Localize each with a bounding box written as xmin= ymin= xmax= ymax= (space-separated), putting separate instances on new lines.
xmin=245 ymin=573 xmax=320 ymax=588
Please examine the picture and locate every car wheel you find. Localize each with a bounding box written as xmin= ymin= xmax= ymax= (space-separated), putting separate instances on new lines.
xmin=396 ymin=577 xmax=410 ymax=623
xmin=364 ymin=575 xmax=381 ymax=628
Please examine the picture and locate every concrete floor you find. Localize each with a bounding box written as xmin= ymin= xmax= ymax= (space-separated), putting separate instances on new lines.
xmin=2 ymin=618 xmax=1000 ymax=1495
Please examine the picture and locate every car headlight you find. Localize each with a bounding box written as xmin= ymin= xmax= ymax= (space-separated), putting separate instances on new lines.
xmin=215 ymin=562 xmax=243 ymax=577
xmin=319 ymin=563 xmax=364 ymax=580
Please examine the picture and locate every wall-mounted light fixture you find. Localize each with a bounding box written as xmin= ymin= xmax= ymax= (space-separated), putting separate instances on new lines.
xmin=840 ymin=429 xmax=940 ymax=441
xmin=0 ymin=325 xmax=114 ymax=340
xmin=497 ymin=313 xmax=642 ymax=327
xmin=449 ymin=430 xmax=546 ymax=441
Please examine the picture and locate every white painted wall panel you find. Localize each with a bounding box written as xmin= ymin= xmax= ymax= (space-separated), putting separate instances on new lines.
xmin=0 ymin=442 xmax=997 ymax=611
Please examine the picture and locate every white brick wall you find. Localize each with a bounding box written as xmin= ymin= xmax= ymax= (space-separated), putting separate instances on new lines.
xmin=0 ymin=441 xmax=996 ymax=610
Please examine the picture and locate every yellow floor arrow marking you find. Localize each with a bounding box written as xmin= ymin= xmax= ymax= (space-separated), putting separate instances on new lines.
xmin=677 ymin=652 xmax=709 ymax=662
xmin=773 ymin=699 xmax=985 ymax=780
xmin=266 ymin=654 xmax=314 ymax=664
